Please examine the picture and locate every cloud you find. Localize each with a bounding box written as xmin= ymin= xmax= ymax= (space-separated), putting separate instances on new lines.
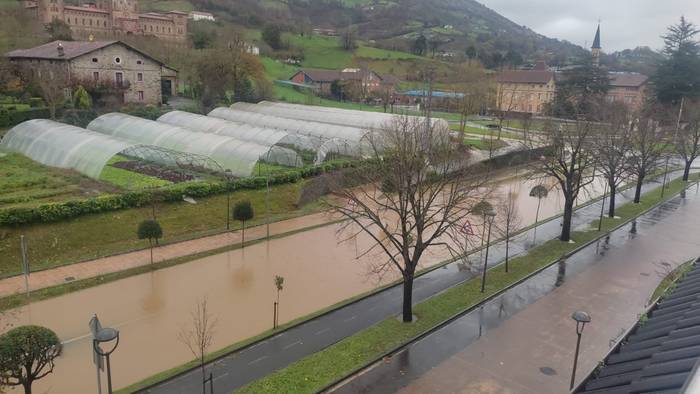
xmin=479 ymin=0 xmax=700 ymax=51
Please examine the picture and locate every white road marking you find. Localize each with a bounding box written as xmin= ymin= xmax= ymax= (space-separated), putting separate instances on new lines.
xmin=315 ymin=327 xmax=331 ymax=336
xmin=283 ymin=340 xmax=301 ymax=350
xmin=248 ymin=355 xmax=268 ymax=366
xmin=343 ymin=315 xmax=357 ymax=322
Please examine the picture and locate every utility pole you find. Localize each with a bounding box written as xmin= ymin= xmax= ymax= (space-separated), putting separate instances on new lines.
xmin=661 ymin=97 xmax=685 ymax=197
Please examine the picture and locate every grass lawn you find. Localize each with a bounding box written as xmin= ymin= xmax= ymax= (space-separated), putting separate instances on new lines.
xmin=355 ymin=44 xmax=419 ymax=60
xmin=236 ymin=177 xmax=692 ymax=393
xmin=140 ymin=0 xmax=193 ymax=12
xmin=285 ymin=33 xmax=353 ymax=70
xmin=99 ymin=156 xmax=172 ymax=189
xmin=0 ymin=153 xmax=118 ymax=209
xmin=464 ymin=138 xmax=508 ymax=151
xmin=0 ymin=181 xmax=322 ymax=278
xmin=0 ymin=103 xmax=30 ymax=110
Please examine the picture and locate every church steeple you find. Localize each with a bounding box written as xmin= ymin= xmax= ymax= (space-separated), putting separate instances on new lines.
xmin=591 ymin=23 xmax=601 ymax=66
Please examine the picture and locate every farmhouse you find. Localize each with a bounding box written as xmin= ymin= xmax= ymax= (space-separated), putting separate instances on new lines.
xmin=290 ymin=68 xmax=399 ymax=96
xmin=6 ymin=40 xmax=178 ymax=105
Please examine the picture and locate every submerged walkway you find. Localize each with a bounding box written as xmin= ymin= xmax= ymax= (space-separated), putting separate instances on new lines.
xmin=334 ymin=184 xmax=700 ymax=393
xmin=0 ymin=212 xmax=335 ymax=297
xmin=144 ymin=173 xmax=689 ymax=393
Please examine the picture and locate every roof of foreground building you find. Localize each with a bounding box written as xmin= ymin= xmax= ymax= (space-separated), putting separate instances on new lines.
xmin=576 ymin=258 xmax=700 ymax=394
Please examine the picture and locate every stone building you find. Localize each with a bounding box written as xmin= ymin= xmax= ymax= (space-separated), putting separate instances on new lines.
xmin=290 ymin=68 xmax=399 ymax=97
xmin=6 ymin=40 xmax=177 ymax=105
xmin=24 ymin=0 xmax=187 ymax=43
xmin=495 ymin=24 xmax=648 ymax=115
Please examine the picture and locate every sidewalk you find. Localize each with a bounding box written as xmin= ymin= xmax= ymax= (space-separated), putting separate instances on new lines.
xmin=334 ymin=185 xmax=700 ymax=393
xmin=0 ymin=211 xmax=335 ymax=297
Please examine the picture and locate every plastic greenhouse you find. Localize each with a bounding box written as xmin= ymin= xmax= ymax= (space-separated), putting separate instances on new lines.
xmin=230 ymin=101 xmax=450 ymax=130
xmin=208 ymin=107 xmax=371 ymax=162
xmin=87 ymin=113 xmax=303 ymax=177
xmin=157 ymin=111 xmax=317 ymax=153
xmin=0 ymin=119 xmax=222 ymax=179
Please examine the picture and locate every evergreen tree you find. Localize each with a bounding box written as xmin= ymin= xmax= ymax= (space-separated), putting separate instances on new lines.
xmin=651 ymin=17 xmax=700 ymax=104
xmin=546 ymin=56 xmax=610 ymax=119
xmin=233 ymin=78 xmax=255 ymax=103
xmin=412 ymin=33 xmax=427 ymax=56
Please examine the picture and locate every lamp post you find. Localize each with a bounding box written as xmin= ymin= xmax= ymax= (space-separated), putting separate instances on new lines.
xmin=570 ymin=310 xmax=591 ymax=390
xmin=90 ymin=314 xmax=120 ymax=394
xmin=480 ymin=210 xmax=497 ymax=293
xmin=225 ymin=169 xmax=232 ymax=231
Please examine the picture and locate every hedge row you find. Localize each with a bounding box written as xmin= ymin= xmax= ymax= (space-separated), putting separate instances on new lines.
xmin=0 ymin=107 xmax=51 ymax=128
xmin=0 ymin=160 xmax=355 ymax=226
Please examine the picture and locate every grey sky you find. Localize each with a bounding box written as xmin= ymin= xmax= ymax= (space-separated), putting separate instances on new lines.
xmin=478 ymin=0 xmax=700 ymax=52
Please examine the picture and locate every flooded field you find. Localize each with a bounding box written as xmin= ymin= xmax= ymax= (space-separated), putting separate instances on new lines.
xmin=1 ymin=173 xmax=607 ymax=393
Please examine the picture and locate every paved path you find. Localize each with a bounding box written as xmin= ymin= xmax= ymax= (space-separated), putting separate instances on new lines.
xmin=143 ymin=172 xmax=688 ymax=393
xmin=0 ymin=212 xmax=335 ymax=297
xmin=332 ymin=181 xmax=700 ymax=394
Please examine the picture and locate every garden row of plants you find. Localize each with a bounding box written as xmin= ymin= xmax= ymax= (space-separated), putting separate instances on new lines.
xmin=0 ymin=159 xmax=355 ymax=226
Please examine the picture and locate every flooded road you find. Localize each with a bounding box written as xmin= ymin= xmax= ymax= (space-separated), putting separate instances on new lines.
xmin=0 ymin=173 xmax=607 ymax=393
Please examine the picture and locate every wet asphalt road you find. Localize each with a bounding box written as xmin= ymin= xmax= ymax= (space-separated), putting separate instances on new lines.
xmin=142 ymin=171 xmax=687 ymax=394
xmin=331 ymin=178 xmax=700 ymax=393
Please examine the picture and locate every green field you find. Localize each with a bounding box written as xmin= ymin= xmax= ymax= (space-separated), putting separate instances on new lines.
xmin=0 ymin=153 xmax=118 ymax=209
xmin=140 ymin=0 xmax=193 ymax=12
xmin=0 ymin=181 xmax=322 ymax=278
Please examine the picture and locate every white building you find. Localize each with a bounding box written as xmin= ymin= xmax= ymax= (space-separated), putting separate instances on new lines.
xmin=189 ymin=11 xmax=215 ymax=22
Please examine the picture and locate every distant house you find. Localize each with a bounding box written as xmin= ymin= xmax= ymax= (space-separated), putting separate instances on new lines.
xmin=495 ymin=61 xmax=556 ymax=115
xmin=606 ymin=72 xmax=648 ymax=111
xmin=189 ymin=11 xmax=215 ymax=22
xmin=312 ymin=28 xmax=337 ymax=36
xmin=6 ymin=40 xmax=178 ymax=105
xmin=289 ymin=68 xmax=399 ymax=96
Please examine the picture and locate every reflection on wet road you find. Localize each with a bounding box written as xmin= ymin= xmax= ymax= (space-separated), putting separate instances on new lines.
xmin=333 ymin=180 xmax=700 ymax=394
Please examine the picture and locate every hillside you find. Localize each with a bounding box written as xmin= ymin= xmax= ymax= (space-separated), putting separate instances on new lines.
xmin=184 ymin=0 xmax=589 ymax=67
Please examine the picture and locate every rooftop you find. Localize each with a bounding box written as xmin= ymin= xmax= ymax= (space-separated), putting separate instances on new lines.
xmin=5 ymin=41 xmax=170 ymax=68
xmin=576 ymin=258 xmax=700 ymax=393
xmin=495 ymin=69 xmax=555 ymax=84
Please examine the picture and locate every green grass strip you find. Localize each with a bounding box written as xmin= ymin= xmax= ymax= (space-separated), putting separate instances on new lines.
xmin=236 ymin=178 xmax=691 ymax=393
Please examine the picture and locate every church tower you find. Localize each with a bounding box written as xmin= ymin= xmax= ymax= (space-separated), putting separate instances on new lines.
xmin=591 ymin=23 xmax=601 ymax=67
xmin=37 ymin=0 xmax=65 ymax=24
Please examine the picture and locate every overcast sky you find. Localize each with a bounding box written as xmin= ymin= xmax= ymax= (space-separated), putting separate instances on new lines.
xmin=478 ymin=0 xmax=700 ymax=52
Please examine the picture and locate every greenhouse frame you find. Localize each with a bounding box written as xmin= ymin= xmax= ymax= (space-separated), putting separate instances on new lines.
xmin=0 ymin=119 xmax=222 ymax=179
xmin=88 ymin=113 xmax=303 ymax=177
xmin=158 ymin=111 xmax=317 ymax=153
xmin=231 ymin=101 xmax=450 ymax=130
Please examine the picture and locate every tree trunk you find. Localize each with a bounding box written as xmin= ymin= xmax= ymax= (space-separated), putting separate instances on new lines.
xmin=560 ymin=197 xmax=574 ymax=242
xmin=608 ymin=184 xmax=616 ymax=218
xmin=684 ymin=160 xmax=692 ymax=181
xmin=505 ymin=229 xmax=510 ymax=273
xmin=149 ymin=239 xmax=153 ymax=265
xmin=402 ymin=273 xmax=414 ymax=322
xmin=22 ymin=381 xmax=32 ymax=394
xmin=634 ymin=175 xmax=644 ymax=203
xmin=241 ymin=220 xmax=245 ymax=247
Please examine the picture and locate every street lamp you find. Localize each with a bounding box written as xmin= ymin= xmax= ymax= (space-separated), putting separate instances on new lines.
xmin=480 ymin=209 xmax=497 ymax=293
xmin=570 ymin=310 xmax=591 ymax=390
xmin=225 ymin=169 xmax=233 ymax=231
xmin=89 ymin=314 xmax=120 ymax=394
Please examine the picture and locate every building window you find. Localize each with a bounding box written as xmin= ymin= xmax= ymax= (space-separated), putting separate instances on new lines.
xmin=114 ymin=57 xmax=121 ymax=64
xmin=138 ymin=91 xmax=144 ymax=101
xmin=115 ymin=72 xmax=123 ymax=88
xmin=137 ymin=72 xmax=143 ymax=82
xmin=92 ymin=57 xmax=98 ymax=63
xmin=136 ymin=60 xmax=142 ymax=65
xmin=104 ymin=21 xmax=107 ymax=27
xmin=93 ymin=71 xmax=99 ymax=81
xmin=82 ymin=18 xmax=85 ymax=25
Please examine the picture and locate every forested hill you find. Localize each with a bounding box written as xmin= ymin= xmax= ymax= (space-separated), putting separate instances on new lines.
xmin=185 ymin=0 xmax=588 ymax=68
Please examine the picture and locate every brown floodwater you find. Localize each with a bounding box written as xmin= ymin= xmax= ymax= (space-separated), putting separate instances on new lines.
xmin=1 ymin=174 xmax=606 ymax=393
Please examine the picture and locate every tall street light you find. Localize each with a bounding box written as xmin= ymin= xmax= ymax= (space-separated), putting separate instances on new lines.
xmin=480 ymin=209 xmax=497 ymax=293
xmin=90 ymin=314 xmax=120 ymax=394
xmin=225 ymin=169 xmax=233 ymax=231
xmin=570 ymin=310 xmax=591 ymax=390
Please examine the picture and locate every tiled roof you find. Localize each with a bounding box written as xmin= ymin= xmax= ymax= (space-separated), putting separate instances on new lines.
xmin=6 ymin=40 xmax=118 ymax=60
xmin=609 ymin=72 xmax=648 ymax=88
xmin=496 ymin=70 xmax=554 ymax=84
xmin=576 ymin=259 xmax=700 ymax=394
xmin=293 ymin=68 xmax=399 ymax=84
xmin=63 ymin=5 xmax=110 ymax=14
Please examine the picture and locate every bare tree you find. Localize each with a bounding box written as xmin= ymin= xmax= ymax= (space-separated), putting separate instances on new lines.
xmin=495 ymin=83 xmax=518 ymax=141
xmin=529 ymin=119 xmax=597 ymax=241
xmin=676 ymin=101 xmax=700 ymax=181
xmin=593 ymin=105 xmax=634 ymax=217
xmin=21 ymin=62 xmax=70 ymax=120
xmin=497 ymin=189 xmax=521 ymax=272
xmin=629 ymin=113 xmax=666 ymax=203
xmin=178 ymin=298 xmax=216 ymax=394
xmin=330 ymin=116 xmax=488 ymax=322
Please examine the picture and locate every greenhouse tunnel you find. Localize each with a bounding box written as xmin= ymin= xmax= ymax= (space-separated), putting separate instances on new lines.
xmin=230 ymin=101 xmax=449 ymax=131
xmin=0 ymin=119 xmax=223 ymax=179
xmin=87 ymin=113 xmax=303 ymax=177
xmin=157 ymin=111 xmax=318 ymax=163
xmin=208 ymin=107 xmax=373 ymax=162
